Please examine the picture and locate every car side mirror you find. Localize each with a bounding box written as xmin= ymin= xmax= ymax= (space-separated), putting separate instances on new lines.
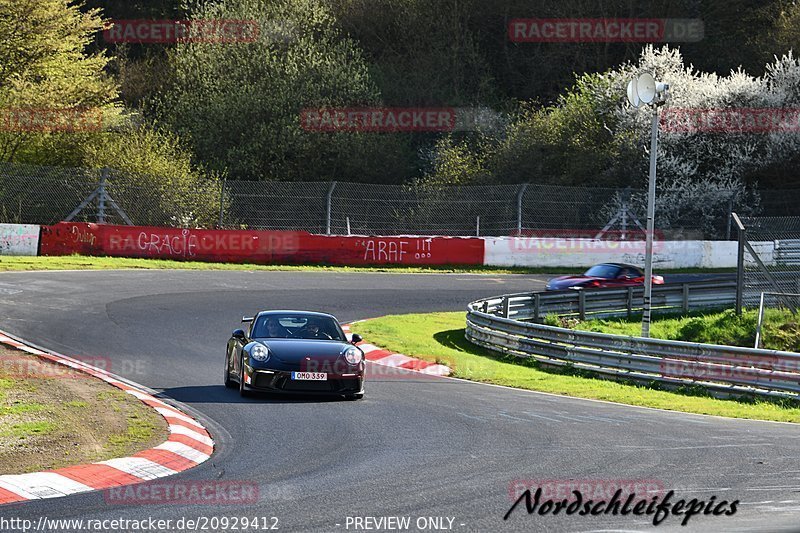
xmin=232 ymin=328 xmax=246 ymax=340
xmin=351 ymin=333 xmax=362 ymax=344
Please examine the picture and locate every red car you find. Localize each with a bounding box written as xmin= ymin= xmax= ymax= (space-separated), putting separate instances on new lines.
xmin=546 ymin=263 xmax=664 ymax=291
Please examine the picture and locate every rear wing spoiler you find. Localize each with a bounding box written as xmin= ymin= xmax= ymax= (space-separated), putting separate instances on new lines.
xmin=242 ymin=316 xmax=254 ymax=323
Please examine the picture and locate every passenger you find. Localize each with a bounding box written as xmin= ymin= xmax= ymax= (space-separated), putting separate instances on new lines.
xmin=264 ymin=317 xmax=290 ymax=338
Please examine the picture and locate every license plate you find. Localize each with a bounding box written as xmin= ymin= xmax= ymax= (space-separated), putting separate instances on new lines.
xmin=291 ymin=372 xmax=327 ymax=381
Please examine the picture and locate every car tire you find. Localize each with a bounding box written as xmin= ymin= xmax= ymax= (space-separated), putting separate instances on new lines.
xmin=345 ymin=393 xmax=364 ymax=401
xmin=224 ymin=351 xmax=236 ymax=389
xmin=239 ymin=355 xmax=252 ymax=398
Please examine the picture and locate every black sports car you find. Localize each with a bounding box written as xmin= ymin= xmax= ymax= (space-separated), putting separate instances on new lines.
xmin=224 ymin=310 xmax=365 ymax=399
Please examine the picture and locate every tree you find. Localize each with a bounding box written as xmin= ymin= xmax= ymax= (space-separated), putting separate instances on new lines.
xmin=0 ymin=0 xmax=118 ymax=161
xmin=156 ymin=0 xmax=415 ymax=182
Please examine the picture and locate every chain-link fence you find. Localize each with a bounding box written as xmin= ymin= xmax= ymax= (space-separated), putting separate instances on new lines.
xmin=0 ymin=161 xmax=794 ymax=238
xmin=737 ymin=215 xmax=800 ymax=311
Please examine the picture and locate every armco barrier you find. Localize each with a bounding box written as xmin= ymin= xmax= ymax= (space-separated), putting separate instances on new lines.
xmin=467 ymin=288 xmax=800 ymax=399
xmin=499 ymin=281 xmax=737 ymax=321
xmin=39 ymin=223 xmax=485 ymax=266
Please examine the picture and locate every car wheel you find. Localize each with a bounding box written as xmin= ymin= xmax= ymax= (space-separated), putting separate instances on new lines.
xmin=345 ymin=393 xmax=364 ymax=401
xmin=239 ymin=355 xmax=251 ymax=398
xmin=224 ymin=351 xmax=236 ymax=389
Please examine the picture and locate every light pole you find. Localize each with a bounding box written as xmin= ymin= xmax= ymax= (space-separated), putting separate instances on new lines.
xmin=626 ymin=73 xmax=669 ymax=338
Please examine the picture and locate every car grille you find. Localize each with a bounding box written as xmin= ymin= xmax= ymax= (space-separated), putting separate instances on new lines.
xmin=282 ymin=380 xmax=334 ymax=392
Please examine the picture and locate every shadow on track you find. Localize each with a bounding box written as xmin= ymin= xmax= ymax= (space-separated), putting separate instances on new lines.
xmin=157 ymin=385 xmax=353 ymax=404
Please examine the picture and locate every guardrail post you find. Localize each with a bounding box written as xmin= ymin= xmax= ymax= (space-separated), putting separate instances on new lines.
xmin=626 ymin=287 xmax=633 ymax=318
xmin=682 ymin=283 xmax=690 ymax=313
xmin=578 ymin=291 xmax=586 ymax=321
xmin=533 ymin=293 xmax=540 ymax=321
xmin=502 ymin=296 xmax=510 ymax=318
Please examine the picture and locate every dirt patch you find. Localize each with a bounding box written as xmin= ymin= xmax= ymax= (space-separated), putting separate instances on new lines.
xmin=0 ymin=346 xmax=167 ymax=474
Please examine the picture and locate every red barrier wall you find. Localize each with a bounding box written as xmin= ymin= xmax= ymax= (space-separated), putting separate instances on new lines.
xmin=39 ymin=223 xmax=484 ymax=266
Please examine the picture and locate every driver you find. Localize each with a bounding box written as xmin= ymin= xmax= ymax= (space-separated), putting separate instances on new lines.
xmin=297 ymin=318 xmax=332 ymax=339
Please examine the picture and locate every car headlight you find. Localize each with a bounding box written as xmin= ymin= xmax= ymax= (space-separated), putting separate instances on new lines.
xmin=344 ymin=346 xmax=363 ymax=365
xmin=250 ymin=343 xmax=270 ymax=362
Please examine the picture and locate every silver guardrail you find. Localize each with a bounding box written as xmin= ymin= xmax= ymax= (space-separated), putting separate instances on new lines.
xmin=467 ymin=283 xmax=800 ymax=398
xmin=484 ymin=280 xmax=737 ymax=321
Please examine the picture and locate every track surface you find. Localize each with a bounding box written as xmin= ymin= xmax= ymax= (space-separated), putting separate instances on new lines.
xmin=0 ymin=270 xmax=796 ymax=533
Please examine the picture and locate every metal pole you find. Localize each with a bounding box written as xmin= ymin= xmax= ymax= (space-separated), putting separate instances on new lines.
xmin=642 ymin=108 xmax=659 ymax=338
xmin=218 ymin=177 xmax=226 ymax=228
xmin=346 ymin=216 xmax=351 ymax=236
xmin=726 ymin=193 xmax=734 ymax=240
xmin=326 ymin=181 xmax=337 ymax=235
xmin=516 ymin=183 xmax=529 ymax=236
xmin=754 ymin=291 xmax=765 ymax=349
xmin=734 ymin=212 xmax=745 ymax=315
xmin=98 ymin=168 xmax=109 ymax=223
xmin=476 ymin=215 xmax=480 ymax=237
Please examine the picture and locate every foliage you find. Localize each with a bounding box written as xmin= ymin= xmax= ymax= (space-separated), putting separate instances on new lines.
xmin=0 ymin=0 xmax=118 ymax=162
xmin=577 ymin=307 xmax=800 ymax=352
xmin=156 ymin=0 xmax=415 ymax=183
xmin=81 ymin=125 xmax=222 ymax=227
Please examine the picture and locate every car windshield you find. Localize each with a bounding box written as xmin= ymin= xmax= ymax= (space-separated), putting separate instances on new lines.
xmin=252 ymin=314 xmax=345 ymax=341
xmin=583 ymin=265 xmax=621 ymax=279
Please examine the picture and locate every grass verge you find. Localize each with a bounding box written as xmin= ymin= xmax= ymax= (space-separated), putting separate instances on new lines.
xmin=352 ymin=312 xmax=800 ymax=423
xmin=0 ymin=255 xmax=734 ymax=275
xmin=557 ymin=308 xmax=800 ymax=352
xmin=0 ymin=346 xmax=167 ymax=474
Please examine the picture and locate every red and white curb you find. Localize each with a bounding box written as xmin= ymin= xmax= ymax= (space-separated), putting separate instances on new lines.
xmin=341 ymin=324 xmax=451 ymax=376
xmin=0 ymin=330 xmax=213 ymax=505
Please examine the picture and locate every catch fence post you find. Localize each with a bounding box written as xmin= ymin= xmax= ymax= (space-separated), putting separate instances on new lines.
xmin=516 ymin=183 xmax=529 ymax=236
xmin=326 ymin=181 xmax=337 ymax=235
xmin=218 ymin=177 xmax=226 ymax=228
xmin=734 ymin=212 xmax=745 ymax=315
xmin=97 ymin=168 xmax=109 ymax=223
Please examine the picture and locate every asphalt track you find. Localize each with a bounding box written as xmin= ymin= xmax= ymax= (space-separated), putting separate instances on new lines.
xmin=0 ymin=270 xmax=797 ymax=533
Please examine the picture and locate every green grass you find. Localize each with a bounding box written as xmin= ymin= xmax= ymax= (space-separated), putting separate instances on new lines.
xmin=352 ymin=312 xmax=800 ymax=423
xmin=0 ymin=421 xmax=56 ymax=438
xmin=563 ymin=308 xmax=800 ymax=352
xmin=0 ymin=254 xmax=734 ymax=275
xmin=0 ymin=402 xmax=45 ymax=416
xmin=106 ymin=412 xmax=160 ymax=457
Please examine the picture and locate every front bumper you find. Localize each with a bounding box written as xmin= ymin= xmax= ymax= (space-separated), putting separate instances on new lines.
xmin=244 ymin=368 xmax=364 ymax=396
